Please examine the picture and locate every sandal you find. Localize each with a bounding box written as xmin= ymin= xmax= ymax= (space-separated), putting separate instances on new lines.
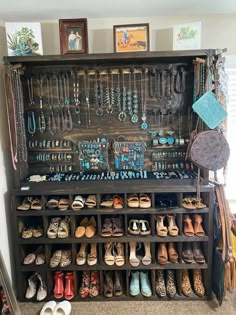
xmin=155 ymin=215 xmax=168 ymax=237
xmin=157 ymin=243 xmax=168 ymax=265
xmin=31 ymin=198 xmax=42 ymax=210
xmin=90 ymin=271 xmax=99 ymax=298
xmin=142 ymin=242 xmax=152 ymax=265
xmin=47 ymin=217 xmax=61 ymax=239
xmin=166 ymin=270 xmax=176 ymax=298
xmin=22 ymin=228 xmax=33 ymax=239
xmin=168 ymin=242 xmax=178 ymax=263
xmin=85 ymin=195 xmax=97 ymax=208
xmin=17 ymin=197 xmax=32 ymax=211
xmin=112 ymin=217 xmax=124 ymax=237
xmin=85 ymin=216 xmax=96 ymax=238
xmin=192 ymin=197 xmax=207 ymax=209
xmin=139 ymin=193 xmax=151 ymax=209
xmin=167 ymin=214 xmax=179 ymax=236
xmin=100 ymin=195 xmax=113 ymax=208
xmin=182 ymin=197 xmax=196 ymax=210
xmin=104 ymin=242 xmax=115 ymax=266
xmin=104 ymin=271 xmax=113 ymax=298
xmin=114 ymin=243 xmax=125 ymax=266
xmin=76 ymin=243 xmax=87 ymax=265
xmin=35 ymin=253 xmax=45 ymax=265
xmin=101 ymin=218 xmax=113 ymax=237
xmin=139 ymin=220 xmax=151 ymax=236
xmin=193 ymin=242 xmax=205 ymax=264
xmin=60 ymin=250 xmax=72 ymax=267
xmin=129 ymin=241 xmax=140 ymax=267
xmin=193 ymin=269 xmax=205 ymax=297
xmin=128 ymin=219 xmax=140 ymax=235
xmin=50 ymin=250 xmax=62 ymax=268
xmin=182 ymin=270 xmax=192 ymax=297
xmin=58 ymin=198 xmax=70 ymax=211
xmin=75 ymin=217 xmax=88 ymax=238
xmin=156 ymin=270 xmax=166 ymax=297
xmin=72 ymin=195 xmax=85 ymax=210
xmin=113 ymin=195 xmax=124 ymax=209
xmin=87 ymin=243 xmax=97 ymax=266
xmin=58 ymin=217 xmax=70 ymax=238
xmin=183 ymin=215 xmax=195 ymax=237
xmin=182 ymin=243 xmax=193 ymax=263
xmin=32 ymin=227 xmax=43 ymax=238
xmin=46 ymin=197 xmax=59 ymax=209
xmin=23 ymin=253 xmax=36 ymax=265
xmin=194 ymin=214 xmax=205 ymax=237
xmin=127 ymin=194 xmax=139 ymax=208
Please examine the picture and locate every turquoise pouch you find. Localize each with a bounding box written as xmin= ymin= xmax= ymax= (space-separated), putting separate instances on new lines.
xmin=192 ymin=91 xmax=227 ymax=129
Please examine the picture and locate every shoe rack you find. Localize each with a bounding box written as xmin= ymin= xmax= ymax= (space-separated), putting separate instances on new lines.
xmin=4 ymin=50 xmax=221 ymax=302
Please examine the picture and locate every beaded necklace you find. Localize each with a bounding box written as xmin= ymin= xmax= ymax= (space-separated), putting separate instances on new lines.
xmin=47 ymin=77 xmax=57 ymax=135
xmin=131 ymin=70 xmax=139 ymax=124
xmin=38 ymin=76 xmax=46 ymax=133
xmin=118 ymin=71 xmax=127 ymax=122
xmin=140 ymin=69 xmax=148 ymax=130
xmin=84 ymin=72 xmax=91 ymax=127
xmin=27 ymin=77 xmax=37 ymax=135
xmin=73 ymin=72 xmax=81 ymax=125
xmin=63 ymin=73 xmax=73 ymax=131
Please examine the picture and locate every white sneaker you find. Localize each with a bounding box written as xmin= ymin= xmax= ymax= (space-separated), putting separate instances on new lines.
xmin=40 ymin=301 xmax=57 ymax=315
xmin=53 ymin=300 xmax=71 ymax=315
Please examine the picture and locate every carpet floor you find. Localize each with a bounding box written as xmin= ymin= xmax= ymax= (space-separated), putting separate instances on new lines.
xmin=19 ymin=293 xmax=236 ymax=315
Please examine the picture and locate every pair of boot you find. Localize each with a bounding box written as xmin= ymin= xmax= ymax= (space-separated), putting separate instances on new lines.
xmin=25 ymin=272 xmax=47 ymax=301
xmin=54 ymin=272 xmax=74 ymax=300
xmin=130 ymin=271 xmax=152 ymax=297
xmin=156 ymin=270 xmax=176 ymax=298
xmin=104 ymin=271 xmax=123 ymax=298
xmin=182 ymin=269 xmax=205 ymax=297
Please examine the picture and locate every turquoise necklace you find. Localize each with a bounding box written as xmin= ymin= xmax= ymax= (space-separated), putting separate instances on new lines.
xmin=140 ymin=69 xmax=148 ymax=130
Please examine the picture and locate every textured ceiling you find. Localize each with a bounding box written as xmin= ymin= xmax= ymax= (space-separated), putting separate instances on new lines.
xmin=0 ymin=0 xmax=236 ymax=21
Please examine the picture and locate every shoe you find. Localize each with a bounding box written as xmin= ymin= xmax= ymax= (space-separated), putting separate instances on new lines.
xmin=182 ymin=270 xmax=192 ymax=297
xmin=114 ymin=271 xmax=123 ymax=296
xmin=60 ymin=250 xmax=72 ymax=268
xmin=193 ymin=269 xmax=205 ymax=297
xmin=129 ymin=242 xmax=140 ymax=267
xmin=47 ymin=217 xmax=61 ymax=239
xmin=194 ymin=214 xmax=205 ymax=237
xmin=58 ymin=216 xmax=70 ymax=239
xmin=101 ymin=218 xmax=113 ymax=237
xmin=25 ymin=273 xmax=37 ymax=299
xmin=193 ymin=242 xmax=205 ymax=264
xmin=104 ymin=271 xmax=113 ymax=298
xmin=155 ymin=215 xmax=168 ymax=237
xmin=139 ymin=220 xmax=151 ymax=236
xmin=52 ymin=300 xmax=72 ymax=315
xmin=75 ymin=217 xmax=88 ymax=238
xmin=23 ymin=253 xmax=36 ymax=265
xmin=65 ymin=272 xmax=74 ymax=300
xmin=140 ymin=271 xmax=152 ymax=297
xmin=76 ymin=243 xmax=87 ymax=265
xmin=87 ymin=243 xmax=97 ymax=266
xmin=85 ymin=216 xmax=97 ymax=238
xmin=156 ymin=270 xmax=166 ymax=297
xmin=139 ymin=194 xmax=151 ymax=208
xmin=80 ymin=271 xmax=90 ymax=298
xmin=85 ymin=195 xmax=97 ymax=208
xmin=104 ymin=242 xmax=115 ymax=266
xmin=112 ymin=217 xmax=124 ymax=237
xmin=182 ymin=243 xmax=194 ymax=264
xmin=36 ymin=273 xmax=47 ymax=301
xmin=183 ymin=215 xmax=194 ymax=237
xmin=40 ymin=300 xmax=56 ymax=315
xmin=167 ymin=214 xmax=179 ymax=236
xmin=142 ymin=242 xmax=152 ymax=265
xmin=127 ymin=194 xmax=139 ymax=208
xmin=114 ymin=242 xmax=125 ymax=266
xmin=157 ymin=243 xmax=168 ymax=265
xmin=128 ymin=219 xmax=140 ymax=235
xmin=54 ymin=271 xmax=64 ymax=299
xmin=166 ymin=270 xmax=176 ymax=298
xmin=168 ymin=242 xmax=178 ymax=263
xmin=89 ymin=271 xmax=99 ymax=298
xmin=50 ymin=250 xmax=62 ymax=268
xmin=130 ymin=271 xmax=140 ymax=296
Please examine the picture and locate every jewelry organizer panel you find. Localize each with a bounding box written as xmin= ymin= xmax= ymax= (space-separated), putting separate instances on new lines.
xmin=18 ymin=59 xmax=201 ymax=177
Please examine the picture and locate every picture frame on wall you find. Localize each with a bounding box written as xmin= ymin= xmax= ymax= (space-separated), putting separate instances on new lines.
xmin=5 ymin=22 xmax=43 ymax=56
xmin=59 ymin=18 xmax=88 ymax=55
xmin=113 ymin=23 xmax=149 ymax=53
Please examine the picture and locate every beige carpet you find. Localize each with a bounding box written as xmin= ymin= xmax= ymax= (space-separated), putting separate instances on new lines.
xmin=19 ymin=293 xmax=236 ymax=315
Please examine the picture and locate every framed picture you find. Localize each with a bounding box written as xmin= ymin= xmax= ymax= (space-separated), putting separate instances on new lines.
xmin=59 ymin=18 xmax=88 ymax=55
xmin=113 ymin=23 xmax=149 ymax=53
xmin=5 ymin=22 xmax=43 ymax=56
xmin=173 ymin=21 xmax=201 ymax=50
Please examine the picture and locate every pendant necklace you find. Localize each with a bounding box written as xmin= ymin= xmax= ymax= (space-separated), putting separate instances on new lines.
xmin=131 ymin=70 xmax=139 ymax=123
xmin=63 ymin=73 xmax=73 ymax=131
xmin=140 ymin=69 xmax=148 ymax=130
xmin=27 ymin=77 xmax=36 ymax=135
xmin=84 ymin=71 xmax=91 ymax=127
xmin=95 ymin=71 xmax=103 ymax=116
xmin=149 ymin=67 xmax=157 ymax=97
xmin=47 ymin=77 xmax=57 ymax=135
xmin=110 ymin=71 xmax=115 ymax=113
xmin=38 ymin=76 xmax=46 ymax=133
xmin=118 ymin=70 xmax=127 ymax=122
xmin=104 ymin=72 xmax=113 ymax=114
xmin=127 ymin=72 xmax=132 ymax=117
xmin=56 ymin=75 xmax=66 ymax=132
xmin=73 ymin=72 xmax=81 ymax=125
xmin=115 ymin=72 xmax=121 ymax=115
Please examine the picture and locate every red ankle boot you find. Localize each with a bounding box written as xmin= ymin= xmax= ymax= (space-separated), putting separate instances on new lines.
xmin=65 ymin=272 xmax=74 ymax=300
xmin=54 ymin=271 xmax=64 ymax=299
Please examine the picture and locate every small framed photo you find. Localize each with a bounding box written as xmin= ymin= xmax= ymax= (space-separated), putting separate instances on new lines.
xmin=59 ymin=18 xmax=88 ymax=55
xmin=113 ymin=23 xmax=149 ymax=53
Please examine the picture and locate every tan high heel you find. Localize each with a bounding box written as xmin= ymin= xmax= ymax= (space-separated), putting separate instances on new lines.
xmin=142 ymin=242 xmax=152 ymax=265
xmin=168 ymin=242 xmax=178 ymax=263
xmin=155 ymin=215 xmax=168 ymax=237
xmin=157 ymin=243 xmax=168 ymax=265
xmin=167 ymin=214 xmax=179 ymax=236
xmin=76 ymin=243 xmax=87 ymax=265
xmin=87 ymin=243 xmax=97 ymax=266
xmin=183 ymin=215 xmax=194 ymax=237
xmin=194 ymin=214 xmax=205 ymax=237
xmin=104 ymin=242 xmax=115 ymax=266
xmin=129 ymin=241 xmax=140 ymax=267
xmin=114 ymin=243 xmax=125 ymax=266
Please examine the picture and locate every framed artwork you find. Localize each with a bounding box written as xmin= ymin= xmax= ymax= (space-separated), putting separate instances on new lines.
xmin=173 ymin=21 xmax=201 ymax=50
xmin=113 ymin=23 xmax=149 ymax=53
xmin=59 ymin=18 xmax=88 ymax=55
xmin=5 ymin=22 xmax=43 ymax=56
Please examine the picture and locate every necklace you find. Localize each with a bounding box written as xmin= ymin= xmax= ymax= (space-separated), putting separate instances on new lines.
xmin=63 ymin=73 xmax=73 ymax=131
xmin=27 ymin=77 xmax=35 ymax=106
xmin=115 ymin=72 xmax=121 ymax=115
xmin=73 ymin=72 xmax=81 ymax=125
xmin=104 ymin=72 xmax=112 ymax=114
xmin=140 ymin=69 xmax=148 ymax=130
xmin=127 ymin=72 xmax=133 ymax=118
xmin=118 ymin=71 xmax=127 ymax=122
xmin=26 ymin=76 xmax=37 ymax=135
xmin=84 ymin=71 xmax=91 ymax=127
xmin=47 ymin=77 xmax=57 ymax=135
xmin=38 ymin=76 xmax=46 ymax=133
xmin=95 ymin=71 xmax=103 ymax=116
xmin=131 ymin=70 xmax=139 ymax=123
xmin=55 ymin=75 xmax=66 ymax=132
xmin=149 ymin=67 xmax=157 ymax=97
xmin=110 ymin=71 xmax=115 ymax=113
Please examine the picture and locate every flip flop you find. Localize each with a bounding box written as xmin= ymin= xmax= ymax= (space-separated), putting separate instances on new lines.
xmin=140 ymin=193 xmax=151 ymax=208
xmin=72 ymin=195 xmax=85 ymax=210
xmin=127 ymin=194 xmax=139 ymax=208
xmin=85 ymin=195 xmax=97 ymax=208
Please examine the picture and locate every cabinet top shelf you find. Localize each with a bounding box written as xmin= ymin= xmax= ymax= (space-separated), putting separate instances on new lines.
xmin=4 ymin=49 xmax=225 ymax=65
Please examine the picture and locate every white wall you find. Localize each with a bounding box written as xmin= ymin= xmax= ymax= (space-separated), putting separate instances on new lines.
xmin=0 ymin=13 xmax=236 ymax=278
